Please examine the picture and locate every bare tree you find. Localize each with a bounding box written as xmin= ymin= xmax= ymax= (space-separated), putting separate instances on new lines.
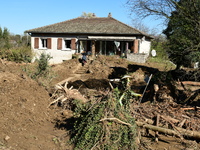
xmin=126 ymin=0 xmax=200 ymax=69
xmin=130 ymin=19 xmax=159 ymax=36
xmin=131 ymin=19 xmax=150 ymax=33
xmin=126 ymin=0 xmax=179 ymax=20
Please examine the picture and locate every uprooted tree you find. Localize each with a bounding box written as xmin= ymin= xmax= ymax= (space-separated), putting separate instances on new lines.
xmin=70 ymin=77 xmax=140 ymax=150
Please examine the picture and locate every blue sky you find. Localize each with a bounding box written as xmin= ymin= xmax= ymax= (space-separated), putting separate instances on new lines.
xmin=0 ymin=0 xmax=164 ymax=35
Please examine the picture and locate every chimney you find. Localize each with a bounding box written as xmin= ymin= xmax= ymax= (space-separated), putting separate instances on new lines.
xmin=108 ymin=12 xmax=112 ymax=17
xmin=92 ymin=13 xmax=96 ymax=17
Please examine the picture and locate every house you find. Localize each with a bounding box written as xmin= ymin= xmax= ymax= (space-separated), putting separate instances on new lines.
xmin=25 ymin=13 xmax=153 ymax=64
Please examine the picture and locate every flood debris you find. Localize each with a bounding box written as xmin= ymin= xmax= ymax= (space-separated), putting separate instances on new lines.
xmin=49 ymin=72 xmax=200 ymax=147
xmin=48 ymin=56 xmax=200 ymax=149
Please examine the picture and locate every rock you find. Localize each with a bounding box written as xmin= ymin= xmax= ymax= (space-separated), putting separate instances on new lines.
xmin=4 ymin=135 xmax=10 ymax=141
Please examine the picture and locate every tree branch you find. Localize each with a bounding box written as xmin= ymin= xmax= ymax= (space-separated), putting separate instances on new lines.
xmin=100 ymin=117 xmax=133 ymax=127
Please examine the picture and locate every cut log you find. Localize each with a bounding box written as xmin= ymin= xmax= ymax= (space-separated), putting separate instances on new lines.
xmin=155 ymin=114 xmax=160 ymax=142
xmin=178 ymin=119 xmax=186 ymax=128
xmin=160 ymin=115 xmax=183 ymax=139
xmin=136 ymin=121 xmax=200 ymax=140
xmin=100 ymin=119 xmax=200 ymax=140
xmin=181 ymin=81 xmax=200 ymax=86
xmin=160 ymin=115 xmax=179 ymax=124
xmin=181 ymin=107 xmax=195 ymax=111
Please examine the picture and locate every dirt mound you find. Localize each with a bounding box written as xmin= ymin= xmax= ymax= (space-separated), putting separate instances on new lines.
xmin=0 ymin=61 xmax=60 ymax=150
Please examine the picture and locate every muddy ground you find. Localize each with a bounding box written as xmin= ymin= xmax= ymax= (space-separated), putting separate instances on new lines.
xmin=0 ymin=55 xmax=199 ymax=150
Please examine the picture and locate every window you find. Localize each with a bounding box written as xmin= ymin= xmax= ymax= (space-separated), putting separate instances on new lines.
xmin=57 ymin=38 xmax=76 ymax=50
xmin=40 ymin=38 xmax=51 ymax=49
xmin=41 ymin=39 xmax=47 ymax=48
xmin=64 ymin=39 xmax=71 ymax=49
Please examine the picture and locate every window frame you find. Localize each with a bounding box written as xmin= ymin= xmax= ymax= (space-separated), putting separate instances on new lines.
xmin=41 ymin=38 xmax=48 ymax=49
xmin=63 ymin=38 xmax=72 ymax=50
xmin=38 ymin=38 xmax=51 ymax=49
xmin=39 ymin=38 xmax=48 ymax=49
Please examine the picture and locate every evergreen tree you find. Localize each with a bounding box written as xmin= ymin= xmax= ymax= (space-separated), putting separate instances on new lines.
xmin=163 ymin=0 xmax=200 ymax=69
xmin=0 ymin=27 xmax=2 ymax=38
xmin=0 ymin=27 xmax=3 ymax=48
xmin=2 ymin=27 xmax=10 ymax=49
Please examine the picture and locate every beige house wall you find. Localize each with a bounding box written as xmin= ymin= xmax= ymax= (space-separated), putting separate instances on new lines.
xmin=31 ymin=37 xmax=76 ymax=64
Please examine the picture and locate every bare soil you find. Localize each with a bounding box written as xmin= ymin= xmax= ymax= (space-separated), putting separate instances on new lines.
xmin=0 ymin=55 xmax=199 ymax=150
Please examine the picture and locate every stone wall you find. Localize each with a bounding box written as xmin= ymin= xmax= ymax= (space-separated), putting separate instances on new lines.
xmin=126 ymin=53 xmax=149 ymax=63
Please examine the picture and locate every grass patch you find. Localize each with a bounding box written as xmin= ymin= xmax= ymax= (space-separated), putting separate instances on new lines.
xmin=147 ymin=56 xmax=176 ymax=71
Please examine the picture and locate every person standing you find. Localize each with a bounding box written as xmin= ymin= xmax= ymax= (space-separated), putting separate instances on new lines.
xmin=81 ymin=52 xmax=87 ymax=66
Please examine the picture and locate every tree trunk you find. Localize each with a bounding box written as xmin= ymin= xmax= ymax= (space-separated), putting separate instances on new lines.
xmin=136 ymin=121 xmax=200 ymax=140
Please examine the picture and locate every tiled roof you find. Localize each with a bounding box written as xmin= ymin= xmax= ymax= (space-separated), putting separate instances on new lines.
xmin=25 ymin=17 xmax=148 ymax=36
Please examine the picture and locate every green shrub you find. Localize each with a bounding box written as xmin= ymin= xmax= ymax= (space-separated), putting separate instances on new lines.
xmin=22 ymin=53 xmax=56 ymax=89
xmin=0 ymin=46 xmax=32 ymax=63
xmin=35 ymin=53 xmax=52 ymax=76
xmin=71 ymin=80 xmax=138 ymax=150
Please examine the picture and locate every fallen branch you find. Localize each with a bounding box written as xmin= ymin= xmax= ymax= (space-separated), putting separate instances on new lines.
xmin=181 ymin=81 xmax=200 ymax=86
xmin=141 ymin=116 xmax=154 ymax=124
xmin=155 ymin=114 xmax=160 ymax=142
xmin=136 ymin=121 xmax=200 ymax=140
xmin=182 ymin=115 xmax=190 ymax=119
xmin=48 ymin=95 xmax=64 ymax=107
xmin=160 ymin=115 xmax=183 ymax=139
xmin=178 ymin=119 xmax=186 ymax=128
xmin=100 ymin=117 xmax=132 ymax=127
xmin=160 ymin=115 xmax=179 ymax=124
xmin=180 ymin=107 xmax=199 ymax=111
xmin=109 ymin=82 xmax=114 ymax=90
xmin=61 ymin=97 xmax=68 ymax=103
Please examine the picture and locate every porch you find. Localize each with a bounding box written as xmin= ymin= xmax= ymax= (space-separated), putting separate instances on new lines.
xmin=77 ymin=38 xmax=140 ymax=57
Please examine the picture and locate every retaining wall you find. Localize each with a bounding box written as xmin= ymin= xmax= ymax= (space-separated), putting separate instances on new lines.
xmin=127 ymin=53 xmax=149 ymax=63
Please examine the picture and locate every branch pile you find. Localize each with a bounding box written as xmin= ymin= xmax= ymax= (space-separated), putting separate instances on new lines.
xmin=49 ymin=82 xmax=87 ymax=110
xmin=49 ymin=79 xmax=200 ymax=144
xmin=132 ymin=99 xmax=200 ymax=141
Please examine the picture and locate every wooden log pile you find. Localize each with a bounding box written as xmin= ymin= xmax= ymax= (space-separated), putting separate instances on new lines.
xmin=132 ymin=99 xmax=200 ymax=141
xmin=49 ymin=79 xmax=200 ymax=142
